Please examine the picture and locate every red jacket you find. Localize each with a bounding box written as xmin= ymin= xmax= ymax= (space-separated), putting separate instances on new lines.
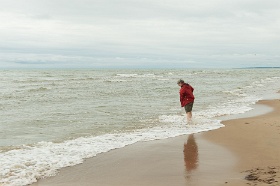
xmin=179 ymin=83 xmax=195 ymax=107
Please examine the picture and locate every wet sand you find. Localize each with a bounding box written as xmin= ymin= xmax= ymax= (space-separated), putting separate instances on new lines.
xmin=31 ymin=134 xmax=239 ymax=186
xmin=31 ymin=99 xmax=280 ymax=186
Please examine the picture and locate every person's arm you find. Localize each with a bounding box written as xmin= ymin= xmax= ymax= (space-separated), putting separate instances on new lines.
xmin=180 ymin=89 xmax=184 ymax=107
xmin=190 ymin=85 xmax=194 ymax=92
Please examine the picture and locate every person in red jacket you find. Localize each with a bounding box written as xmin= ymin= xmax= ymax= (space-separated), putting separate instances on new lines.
xmin=177 ymin=79 xmax=195 ymax=123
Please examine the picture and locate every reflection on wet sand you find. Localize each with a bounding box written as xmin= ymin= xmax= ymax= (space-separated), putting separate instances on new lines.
xmin=184 ymin=134 xmax=199 ymax=180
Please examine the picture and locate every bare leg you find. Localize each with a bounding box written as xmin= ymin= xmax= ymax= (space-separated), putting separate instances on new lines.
xmin=186 ymin=112 xmax=192 ymax=123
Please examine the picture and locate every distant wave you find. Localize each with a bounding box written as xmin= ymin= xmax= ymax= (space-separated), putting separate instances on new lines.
xmin=28 ymin=87 xmax=49 ymax=92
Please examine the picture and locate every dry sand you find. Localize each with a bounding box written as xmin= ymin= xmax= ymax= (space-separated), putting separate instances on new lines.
xmin=31 ymin=99 xmax=280 ymax=186
xmin=205 ymin=99 xmax=280 ymax=186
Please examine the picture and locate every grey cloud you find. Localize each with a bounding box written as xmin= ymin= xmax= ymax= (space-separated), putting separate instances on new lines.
xmin=30 ymin=14 xmax=52 ymax=20
xmin=0 ymin=0 xmax=279 ymax=68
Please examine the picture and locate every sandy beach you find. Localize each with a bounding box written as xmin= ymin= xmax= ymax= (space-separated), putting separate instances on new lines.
xmin=31 ymin=99 xmax=280 ymax=186
xmin=205 ymin=99 xmax=280 ymax=185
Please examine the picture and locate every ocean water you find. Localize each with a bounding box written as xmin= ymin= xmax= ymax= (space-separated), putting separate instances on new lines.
xmin=0 ymin=69 xmax=279 ymax=185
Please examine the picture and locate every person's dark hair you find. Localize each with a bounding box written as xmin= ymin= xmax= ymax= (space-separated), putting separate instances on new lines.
xmin=177 ymin=79 xmax=184 ymax=84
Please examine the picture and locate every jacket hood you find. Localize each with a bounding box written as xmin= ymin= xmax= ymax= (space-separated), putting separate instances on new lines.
xmin=181 ymin=83 xmax=189 ymax=87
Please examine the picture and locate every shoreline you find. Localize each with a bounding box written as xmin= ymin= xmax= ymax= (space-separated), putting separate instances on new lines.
xmin=31 ymin=134 xmax=238 ymax=186
xmin=31 ymin=99 xmax=280 ymax=186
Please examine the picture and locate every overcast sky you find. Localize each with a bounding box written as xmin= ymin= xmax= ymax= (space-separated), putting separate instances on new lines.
xmin=0 ymin=0 xmax=279 ymax=68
